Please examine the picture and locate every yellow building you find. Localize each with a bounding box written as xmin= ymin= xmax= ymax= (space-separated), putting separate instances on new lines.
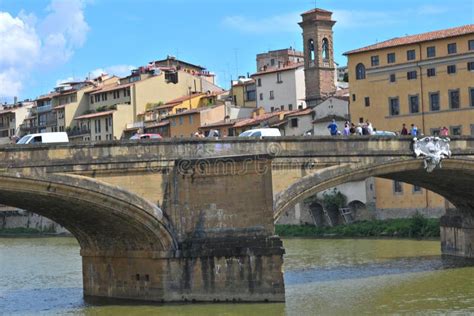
xmin=231 ymin=78 xmax=257 ymax=108
xmin=345 ymin=24 xmax=474 ymax=217
xmin=168 ymin=104 xmax=225 ymax=137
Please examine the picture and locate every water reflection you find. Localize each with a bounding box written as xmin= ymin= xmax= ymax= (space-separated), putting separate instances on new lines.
xmin=1 ymin=237 xmax=474 ymax=315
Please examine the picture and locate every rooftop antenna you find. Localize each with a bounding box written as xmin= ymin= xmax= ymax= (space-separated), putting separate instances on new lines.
xmin=234 ymin=48 xmax=239 ymax=77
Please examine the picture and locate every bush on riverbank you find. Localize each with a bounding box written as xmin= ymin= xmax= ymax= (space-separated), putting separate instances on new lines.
xmin=0 ymin=227 xmax=42 ymax=235
xmin=276 ymin=214 xmax=440 ymax=239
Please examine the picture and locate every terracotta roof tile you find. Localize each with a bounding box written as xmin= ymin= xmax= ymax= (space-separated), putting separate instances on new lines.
xmin=251 ymin=62 xmax=304 ymax=77
xmin=344 ymin=24 xmax=474 ymax=55
xmin=74 ymin=110 xmax=115 ymax=120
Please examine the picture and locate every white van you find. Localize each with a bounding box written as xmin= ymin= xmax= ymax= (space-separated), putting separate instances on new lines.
xmin=238 ymin=128 xmax=281 ymax=137
xmin=17 ymin=132 xmax=69 ymax=144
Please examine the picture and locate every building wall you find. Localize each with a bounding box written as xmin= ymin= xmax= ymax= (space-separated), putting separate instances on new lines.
xmin=134 ymin=71 xmax=203 ymax=122
xmin=313 ymin=97 xmax=349 ymax=119
xmin=347 ymin=31 xmax=474 ymax=217
xmin=282 ymin=114 xmax=313 ymax=136
xmin=255 ymin=67 xmax=304 ymax=112
xmin=170 ymin=113 xmax=201 ymax=137
xmin=256 ymin=48 xmax=304 ymax=71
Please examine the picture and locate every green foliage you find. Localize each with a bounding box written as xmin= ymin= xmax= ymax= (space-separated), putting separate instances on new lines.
xmin=276 ymin=214 xmax=440 ymax=239
xmin=0 ymin=227 xmax=41 ymax=235
xmin=321 ymin=188 xmax=347 ymax=213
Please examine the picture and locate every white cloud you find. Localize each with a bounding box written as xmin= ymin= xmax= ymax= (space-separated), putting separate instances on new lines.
xmin=89 ymin=64 xmax=135 ymax=78
xmin=222 ymin=12 xmax=300 ymax=34
xmin=0 ymin=0 xmax=89 ymax=99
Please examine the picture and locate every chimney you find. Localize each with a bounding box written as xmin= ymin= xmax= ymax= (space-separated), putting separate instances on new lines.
xmin=13 ymin=96 xmax=17 ymax=105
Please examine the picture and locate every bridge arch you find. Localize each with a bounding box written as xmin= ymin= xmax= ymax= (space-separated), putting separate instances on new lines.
xmin=0 ymin=172 xmax=178 ymax=252
xmin=274 ymin=158 xmax=474 ymax=221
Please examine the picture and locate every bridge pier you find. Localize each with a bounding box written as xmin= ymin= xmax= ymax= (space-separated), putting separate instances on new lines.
xmin=440 ymin=208 xmax=474 ymax=258
xmin=81 ymin=237 xmax=284 ymax=302
xmin=82 ymin=155 xmax=285 ymax=302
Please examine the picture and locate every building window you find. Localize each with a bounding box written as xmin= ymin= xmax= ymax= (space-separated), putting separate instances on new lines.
xmin=389 ymin=97 xmax=400 ymax=116
xmin=393 ymin=181 xmax=403 ymax=194
xmin=259 ymin=93 xmax=263 ymax=101
xmin=355 ymin=63 xmax=366 ymax=80
xmin=288 ymin=104 xmax=293 ymax=111
xmin=276 ymin=72 xmax=283 ymax=83
xmin=431 ymin=128 xmax=441 ymax=136
xmin=280 ymin=105 xmax=284 ymax=110
xmin=352 ymin=94 xmax=356 ymax=102
xmin=468 ymin=62 xmax=474 ymax=71
xmin=389 ymin=73 xmax=396 ymax=83
xmin=269 ymin=90 xmax=274 ymax=100
xmin=429 ymin=92 xmax=440 ymax=111
xmin=189 ymin=116 xmax=193 ymax=124
xmin=427 ymin=46 xmax=436 ymax=58
xmin=387 ymin=52 xmax=396 ymax=64
xmin=291 ymin=118 xmax=298 ymax=128
xmin=270 ymin=59 xmax=275 ymax=66
xmin=470 ymin=88 xmax=474 ymax=107
xmin=447 ymin=65 xmax=456 ymax=74
xmin=101 ymin=93 xmax=107 ymax=101
xmin=322 ymin=38 xmax=329 ymax=61
xmin=449 ymin=89 xmax=460 ymax=109
xmin=450 ymin=126 xmax=462 ymax=135
xmin=95 ymin=94 xmax=100 ymax=102
xmin=370 ymin=55 xmax=379 ymax=66
xmin=90 ymin=96 xmax=94 ymax=104
xmin=407 ymin=70 xmax=417 ymax=80
xmin=427 ymin=68 xmax=436 ymax=77
xmin=270 ymin=107 xmax=275 ymax=112
xmin=406 ymin=49 xmax=416 ymax=61
xmin=409 ymin=95 xmax=419 ymax=113
xmin=469 ymin=40 xmax=474 ymax=51
xmin=413 ymin=185 xmax=422 ymax=193
xmin=447 ymin=43 xmax=457 ymax=54
xmin=257 ymin=78 xmax=262 ymax=87
xmin=364 ymin=97 xmax=370 ymax=107
xmin=178 ymin=117 xmax=183 ymax=125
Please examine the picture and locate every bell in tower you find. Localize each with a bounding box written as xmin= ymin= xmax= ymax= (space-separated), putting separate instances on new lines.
xmin=299 ymin=8 xmax=336 ymax=107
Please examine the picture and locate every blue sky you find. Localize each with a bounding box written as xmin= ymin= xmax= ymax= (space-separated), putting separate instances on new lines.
xmin=1 ymin=0 xmax=473 ymax=103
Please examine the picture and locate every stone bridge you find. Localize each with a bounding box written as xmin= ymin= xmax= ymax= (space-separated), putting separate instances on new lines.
xmin=1 ymin=136 xmax=473 ymax=303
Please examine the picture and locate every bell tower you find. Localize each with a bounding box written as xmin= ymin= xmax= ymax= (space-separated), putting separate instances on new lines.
xmin=299 ymin=8 xmax=336 ymax=107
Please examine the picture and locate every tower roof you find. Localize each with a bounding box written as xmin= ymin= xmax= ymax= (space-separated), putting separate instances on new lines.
xmin=301 ymin=8 xmax=332 ymax=16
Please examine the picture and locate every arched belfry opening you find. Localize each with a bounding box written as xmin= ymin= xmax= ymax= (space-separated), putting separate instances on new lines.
xmin=322 ymin=38 xmax=329 ymax=61
xmin=308 ymin=38 xmax=315 ymax=63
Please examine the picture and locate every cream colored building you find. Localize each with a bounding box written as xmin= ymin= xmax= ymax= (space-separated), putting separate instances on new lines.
xmin=0 ymin=101 xmax=34 ymax=143
xmin=345 ymin=24 xmax=474 ymax=217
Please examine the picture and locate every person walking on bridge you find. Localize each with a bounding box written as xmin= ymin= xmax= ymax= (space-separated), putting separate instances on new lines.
xmin=327 ymin=119 xmax=338 ymax=136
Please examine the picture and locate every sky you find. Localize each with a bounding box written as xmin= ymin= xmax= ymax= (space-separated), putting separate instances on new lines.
xmin=0 ymin=0 xmax=473 ymax=103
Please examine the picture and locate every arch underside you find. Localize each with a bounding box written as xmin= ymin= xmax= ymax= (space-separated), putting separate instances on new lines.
xmin=274 ymin=158 xmax=474 ymax=220
xmin=0 ymin=172 xmax=177 ymax=252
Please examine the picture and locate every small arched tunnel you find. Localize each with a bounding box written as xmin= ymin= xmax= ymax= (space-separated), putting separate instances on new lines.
xmin=274 ymin=158 xmax=474 ymax=221
xmin=0 ymin=172 xmax=178 ymax=253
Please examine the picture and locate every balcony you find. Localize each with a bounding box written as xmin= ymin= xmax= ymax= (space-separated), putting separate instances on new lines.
xmin=126 ymin=121 xmax=144 ymax=130
xmin=36 ymin=104 xmax=53 ymax=113
xmin=38 ymin=119 xmax=57 ymax=127
xmin=67 ymin=127 xmax=90 ymax=137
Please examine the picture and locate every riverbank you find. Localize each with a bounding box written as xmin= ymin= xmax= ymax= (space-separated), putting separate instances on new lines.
xmin=276 ymin=216 xmax=440 ymax=239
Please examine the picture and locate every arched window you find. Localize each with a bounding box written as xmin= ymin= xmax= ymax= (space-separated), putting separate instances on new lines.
xmin=322 ymin=38 xmax=329 ymax=61
xmin=308 ymin=39 xmax=315 ymax=62
xmin=356 ymin=63 xmax=366 ymax=80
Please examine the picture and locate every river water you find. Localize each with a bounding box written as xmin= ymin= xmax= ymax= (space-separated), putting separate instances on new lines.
xmin=1 ymin=237 xmax=474 ymax=315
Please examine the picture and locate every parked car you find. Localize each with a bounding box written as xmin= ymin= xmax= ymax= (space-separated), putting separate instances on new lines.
xmin=238 ymin=128 xmax=281 ymax=137
xmin=129 ymin=133 xmax=162 ymax=140
xmin=16 ymin=132 xmax=69 ymax=144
